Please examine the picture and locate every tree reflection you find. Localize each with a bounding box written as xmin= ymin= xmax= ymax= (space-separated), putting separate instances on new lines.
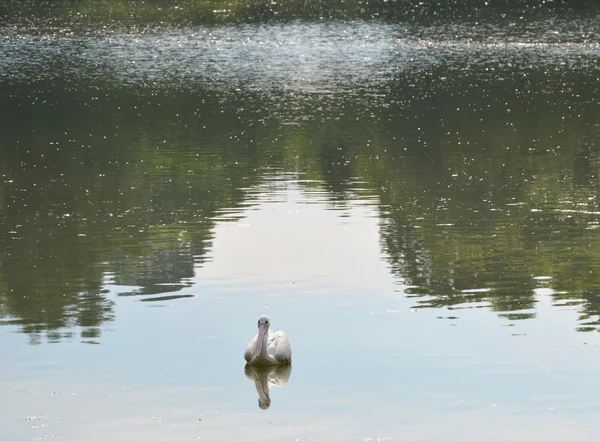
xmin=0 ymin=87 xmax=267 ymax=341
xmin=363 ymin=63 xmax=600 ymax=329
xmin=2 ymin=25 xmax=600 ymax=342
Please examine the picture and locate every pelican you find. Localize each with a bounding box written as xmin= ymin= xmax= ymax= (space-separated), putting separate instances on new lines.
xmin=244 ymin=363 xmax=292 ymax=409
xmin=244 ymin=316 xmax=292 ymax=366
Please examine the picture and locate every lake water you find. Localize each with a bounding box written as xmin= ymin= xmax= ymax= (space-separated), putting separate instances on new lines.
xmin=2 ymin=5 xmax=600 ymax=440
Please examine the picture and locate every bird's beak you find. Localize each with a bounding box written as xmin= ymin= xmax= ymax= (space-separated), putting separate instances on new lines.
xmin=254 ymin=323 xmax=267 ymax=357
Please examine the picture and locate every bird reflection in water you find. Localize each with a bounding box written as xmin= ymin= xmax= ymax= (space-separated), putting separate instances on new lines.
xmin=244 ymin=363 xmax=292 ymax=409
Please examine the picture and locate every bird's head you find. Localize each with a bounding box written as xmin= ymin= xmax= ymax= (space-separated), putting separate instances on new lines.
xmin=257 ymin=316 xmax=270 ymax=330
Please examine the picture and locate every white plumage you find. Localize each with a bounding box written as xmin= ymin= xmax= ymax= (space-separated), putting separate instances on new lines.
xmin=244 ymin=316 xmax=292 ymax=366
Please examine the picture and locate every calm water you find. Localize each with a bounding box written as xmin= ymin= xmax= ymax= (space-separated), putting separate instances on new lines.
xmin=2 ymin=6 xmax=600 ymax=440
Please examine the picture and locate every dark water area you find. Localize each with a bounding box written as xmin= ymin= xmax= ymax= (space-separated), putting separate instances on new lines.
xmin=1 ymin=3 xmax=600 ymax=440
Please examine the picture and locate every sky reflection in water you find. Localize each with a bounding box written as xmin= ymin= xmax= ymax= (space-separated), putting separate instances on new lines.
xmin=2 ymin=180 xmax=600 ymax=440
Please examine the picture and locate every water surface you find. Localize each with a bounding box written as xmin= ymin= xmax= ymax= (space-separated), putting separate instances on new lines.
xmin=2 ymin=8 xmax=600 ymax=441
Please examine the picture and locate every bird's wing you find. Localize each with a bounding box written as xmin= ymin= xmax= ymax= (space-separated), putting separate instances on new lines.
xmin=271 ymin=331 xmax=292 ymax=364
xmin=244 ymin=334 xmax=258 ymax=362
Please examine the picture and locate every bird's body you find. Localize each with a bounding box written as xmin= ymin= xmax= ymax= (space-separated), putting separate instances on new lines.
xmin=244 ymin=316 xmax=292 ymax=366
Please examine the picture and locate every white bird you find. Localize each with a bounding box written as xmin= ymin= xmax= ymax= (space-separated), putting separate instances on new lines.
xmin=244 ymin=316 xmax=292 ymax=366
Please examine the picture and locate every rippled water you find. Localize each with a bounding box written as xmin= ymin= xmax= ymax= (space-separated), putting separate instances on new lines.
xmin=2 ymin=7 xmax=600 ymax=441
